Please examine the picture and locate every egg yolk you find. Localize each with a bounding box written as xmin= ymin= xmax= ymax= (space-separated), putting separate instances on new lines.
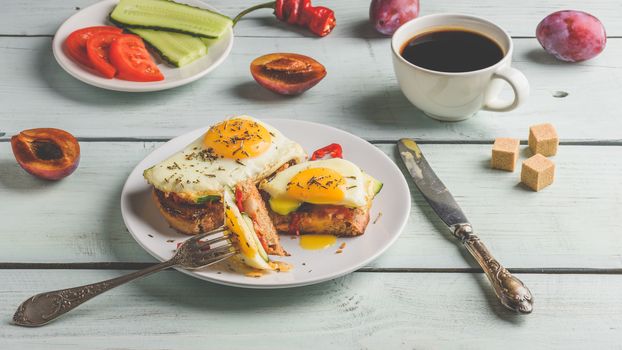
xmin=286 ymin=167 xmax=345 ymax=204
xmin=203 ymin=119 xmax=272 ymax=160
xmin=224 ymin=203 xmax=256 ymax=259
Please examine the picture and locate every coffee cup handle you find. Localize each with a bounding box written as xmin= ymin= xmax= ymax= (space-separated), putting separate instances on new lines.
xmin=483 ymin=66 xmax=530 ymax=112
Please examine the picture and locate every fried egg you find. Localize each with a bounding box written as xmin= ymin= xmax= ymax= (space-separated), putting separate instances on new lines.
xmin=143 ymin=116 xmax=306 ymax=202
xmin=223 ymin=186 xmax=272 ymax=270
xmin=260 ymin=158 xmax=376 ymax=213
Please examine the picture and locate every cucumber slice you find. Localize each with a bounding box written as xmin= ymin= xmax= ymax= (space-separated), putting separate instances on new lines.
xmin=241 ymin=214 xmax=269 ymax=263
xmin=364 ymin=173 xmax=383 ymax=198
xmin=110 ymin=0 xmax=232 ymax=38
xmin=127 ymin=28 xmax=207 ymax=67
xmin=200 ymin=37 xmax=219 ymax=48
xmin=195 ymin=194 xmax=220 ymax=204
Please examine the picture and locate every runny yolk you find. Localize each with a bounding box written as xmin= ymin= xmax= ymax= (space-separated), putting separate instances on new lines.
xmin=299 ymin=235 xmax=337 ymax=250
xmin=286 ymin=167 xmax=345 ymax=204
xmin=203 ymin=118 xmax=272 ymax=160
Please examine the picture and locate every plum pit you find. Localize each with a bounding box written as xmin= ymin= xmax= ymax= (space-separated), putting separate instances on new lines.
xmin=251 ymin=53 xmax=326 ymax=95
xmin=11 ymin=128 xmax=80 ymax=181
xmin=32 ymin=140 xmax=64 ymax=161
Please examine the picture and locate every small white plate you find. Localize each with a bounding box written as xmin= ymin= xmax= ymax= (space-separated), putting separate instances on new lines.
xmin=52 ymin=0 xmax=234 ymax=92
xmin=121 ymin=119 xmax=411 ymax=288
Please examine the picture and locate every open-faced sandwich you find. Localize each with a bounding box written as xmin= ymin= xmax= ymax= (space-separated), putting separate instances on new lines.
xmin=143 ymin=116 xmax=306 ymax=257
xmin=144 ymin=117 xmax=384 ymax=274
xmin=259 ymin=157 xmax=383 ymax=236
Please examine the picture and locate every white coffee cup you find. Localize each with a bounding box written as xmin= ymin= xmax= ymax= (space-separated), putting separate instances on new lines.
xmin=391 ymin=14 xmax=529 ymax=121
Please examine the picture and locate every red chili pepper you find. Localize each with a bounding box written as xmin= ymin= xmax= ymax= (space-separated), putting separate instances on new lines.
xmin=310 ymin=143 xmax=343 ymax=160
xmin=234 ymin=0 xmax=336 ymax=37
xmin=235 ymin=187 xmax=245 ymax=212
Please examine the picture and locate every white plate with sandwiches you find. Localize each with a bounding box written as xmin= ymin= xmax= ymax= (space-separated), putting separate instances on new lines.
xmin=121 ymin=117 xmax=411 ymax=288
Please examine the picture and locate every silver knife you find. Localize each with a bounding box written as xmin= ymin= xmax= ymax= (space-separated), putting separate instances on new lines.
xmin=398 ymin=138 xmax=533 ymax=314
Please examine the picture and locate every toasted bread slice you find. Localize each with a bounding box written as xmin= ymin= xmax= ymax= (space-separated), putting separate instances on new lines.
xmin=153 ymin=189 xmax=223 ymax=235
xmin=236 ymin=179 xmax=288 ymax=256
xmin=267 ymin=201 xmax=372 ymax=237
xmin=152 ymin=182 xmax=287 ymax=256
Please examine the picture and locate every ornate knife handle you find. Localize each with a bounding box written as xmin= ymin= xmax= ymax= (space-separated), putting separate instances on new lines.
xmin=13 ymin=261 xmax=175 ymax=327
xmin=453 ymin=224 xmax=533 ymax=314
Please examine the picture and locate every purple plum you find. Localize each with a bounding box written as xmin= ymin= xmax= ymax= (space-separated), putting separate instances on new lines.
xmin=536 ymin=10 xmax=606 ymax=62
xmin=370 ymin=0 xmax=420 ymax=36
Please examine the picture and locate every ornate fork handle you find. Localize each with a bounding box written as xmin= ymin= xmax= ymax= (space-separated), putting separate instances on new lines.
xmin=453 ymin=224 xmax=533 ymax=314
xmin=13 ymin=260 xmax=176 ymax=327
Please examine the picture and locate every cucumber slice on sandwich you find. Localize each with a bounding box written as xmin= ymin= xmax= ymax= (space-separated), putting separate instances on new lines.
xmin=223 ymin=186 xmax=271 ymax=270
xmin=363 ymin=173 xmax=383 ymax=199
xmin=195 ymin=194 xmax=220 ymax=204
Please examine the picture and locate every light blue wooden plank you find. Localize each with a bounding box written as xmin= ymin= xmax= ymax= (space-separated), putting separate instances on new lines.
xmin=1 ymin=142 xmax=621 ymax=269
xmin=2 ymin=0 xmax=621 ymax=37
xmin=0 ymin=36 xmax=620 ymax=141
xmin=1 ymin=270 xmax=621 ymax=349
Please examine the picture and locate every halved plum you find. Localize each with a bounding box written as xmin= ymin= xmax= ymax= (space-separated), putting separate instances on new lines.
xmin=10 ymin=128 xmax=80 ymax=181
xmin=250 ymin=53 xmax=326 ymax=95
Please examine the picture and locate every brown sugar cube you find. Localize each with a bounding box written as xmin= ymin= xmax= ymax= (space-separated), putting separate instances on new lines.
xmin=491 ymin=138 xmax=520 ymax=172
xmin=529 ymin=123 xmax=559 ymax=156
xmin=521 ymin=154 xmax=555 ymax=191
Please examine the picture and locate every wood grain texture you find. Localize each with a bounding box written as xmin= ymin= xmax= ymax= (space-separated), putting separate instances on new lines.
xmin=0 ymin=36 xmax=621 ymax=141
xmin=2 ymin=270 xmax=622 ymax=349
xmin=2 ymin=0 xmax=622 ymax=37
xmin=1 ymin=0 xmax=621 ymax=346
xmin=2 ymin=141 xmax=621 ymax=269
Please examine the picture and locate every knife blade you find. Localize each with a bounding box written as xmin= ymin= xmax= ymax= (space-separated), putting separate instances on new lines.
xmin=398 ymin=138 xmax=534 ymax=314
xmin=397 ymin=138 xmax=469 ymax=229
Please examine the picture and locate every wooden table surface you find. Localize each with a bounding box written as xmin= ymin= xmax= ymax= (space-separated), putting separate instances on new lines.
xmin=2 ymin=0 xmax=622 ymax=348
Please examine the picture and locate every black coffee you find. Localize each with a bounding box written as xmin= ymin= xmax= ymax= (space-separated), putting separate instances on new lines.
xmin=400 ymin=29 xmax=504 ymax=73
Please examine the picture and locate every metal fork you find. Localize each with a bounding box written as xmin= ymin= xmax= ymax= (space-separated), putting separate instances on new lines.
xmin=12 ymin=227 xmax=236 ymax=327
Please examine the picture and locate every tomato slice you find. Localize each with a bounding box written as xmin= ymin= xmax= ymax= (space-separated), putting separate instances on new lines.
xmin=86 ymin=32 xmax=121 ymax=79
xmin=109 ymin=35 xmax=164 ymax=82
xmin=64 ymin=26 xmax=122 ymax=68
xmin=235 ymin=187 xmax=245 ymax=212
